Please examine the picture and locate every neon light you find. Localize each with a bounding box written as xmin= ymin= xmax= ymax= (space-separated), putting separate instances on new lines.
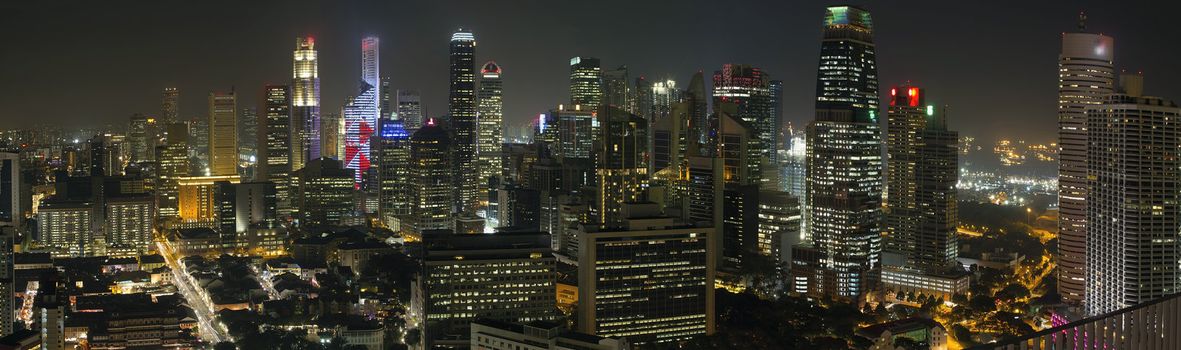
xmin=926 ymin=105 xmax=934 ymax=116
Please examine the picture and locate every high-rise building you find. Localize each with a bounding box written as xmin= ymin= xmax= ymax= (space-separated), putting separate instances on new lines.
xmin=0 ymin=153 xmax=20 ymax=227
xmin=602 ymin=65 xmax=629 ymax=110
xmin=156 ymin=123 xmax=189 ymax=218
xmin=320 ymin=112 xmax=343 ymax=159
xmin=375 ymin=118 xmax=411 ymax=232
xmin=177 ymin=175 xmax=241 ymax=226
xmin=215 ymin=181 xmax=277 ymax=249
xmin=1085 ymin=93 xmax=1180 ymax=316
xmin=397 ymin=89 xmax=423 ymax=131
xmin=408 ymin=119 xmax=454 ymax=236
xmin=292 ymin=37 xmax=321 ymax=170
xmin=238 ymin=107 xmax=258 ymax=168
xmin=161 ymin=87 xmax=179 ymax=124
xmin=188 ymin=118 xmax=210 ymax=173
xmin=259 ymin=85 xmax=292 ymax=214
xmin=685 ymin=72 xmax=711 ymax=148
xmin=343 ymin=36 xmax=381 ymax=187
xmin=0 ymin=227 xmax=10 ymax=337
xmin=569 ymin=57 xmax=602 ymax=108
xmin=105 ymin=195 xmax=154 ymax=257
xmin=713 ymin=64 xmax=773 ymax=185
xmin=415 ymin=231 xmax=558 ymax=349
xmin=449 ymin=28 xmax=479 ymax=216
xmin=1057 ymin=17 xmax=1115 ymax=305
xmin=37 ymin=199 xmax=95 ymax=257
xmin=769 ymin=79 xmax=784 ymax=164
xmin=883 ymin=85 xmax=959 ymax=275
xmin=595 ymin=107 xmax=648 ymax=226
xmin=208 ymin=91 xmax=237 ymax=176
xmin=295 ymin=158 xmax=354 ymax=227
xmin=577 ymin=204 xmax=715 ymax=345
xmin=799 ymin=5 xmax=882 ymax=300
xmin=757 ymin=190 xmax=801 ymax=264
xmin=128 ymin=114 xmax=159 ymax=162
xmin=477 ymin=61 xmax=504 ymax=217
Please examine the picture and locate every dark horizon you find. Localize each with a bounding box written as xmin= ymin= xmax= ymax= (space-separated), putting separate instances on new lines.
xmin=2 ymin=0 xmax=1179 ymax=143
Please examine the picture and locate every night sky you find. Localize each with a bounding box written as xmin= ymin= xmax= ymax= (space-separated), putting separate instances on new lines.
xmin=3 ymin=0 xmax=1179 ymax=144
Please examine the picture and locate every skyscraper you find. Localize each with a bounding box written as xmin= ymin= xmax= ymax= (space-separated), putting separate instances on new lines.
xmin=800 ymin=5 xmax=882 ymax=300
xmin=343 ymin=36 xmax=381 ymax=187
xmin=295 ymin=158 xmax=354 ymax=227
xmin=713 ymin=64 xmax=773 ymax=185
xmin=162 ymin=87 xmax=179 ymax=124
xmin=1057 ymin=16 xmax=1115 ymax=305
xmin=397 ymin=90 xmax=423 ymax=131
xmin=1085 ymin=92 xmax=1180 ymax=316
xmin=477 ymin=61 xmax=504 ymax=218
xmin=375 ymin=118 xmax=411 ymax=231
xmin=259 ymin=85 xmax=292 ymax=213
xmin=208 ymin=91 xmax=237 ymax=176
xmin=602 ymin=65 xmax=629 ymax=110
xmin=449 ymin=28 xmax=479 ymax=215
xmin=128 ymin=114 xmax=158 ymax=162
xmin=569 ymin=57 xmax=602 ymax=108
xmin=884 ymin=86 xmax=958 ymax=271
xmin=0 ymin=153 xmax=20 ymax=227
xmin=0 ymin=227 xmax=11 ymax=337
xmin=292 ymin=37 xmax=321 ymax=171
xmin=595 ymin=107 xmax=648 ymax=226
xmin=409 ymin=119 xmax=454 ymax=236
xmin=321 ymin=112 xmax=343 ymax=160
xmin=156 ymin=123 xmax=189 ymax=218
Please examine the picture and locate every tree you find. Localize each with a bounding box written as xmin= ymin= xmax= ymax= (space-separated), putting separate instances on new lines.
xmin=952 ymin=293 xmax=969 ymax=305
xmin=970 ymin=295 xmax=995 ymax=313
xmin=951 ymin=324 xmax=974 ymax=346
xmin=214 ymin=342 xmax=237 ymax=350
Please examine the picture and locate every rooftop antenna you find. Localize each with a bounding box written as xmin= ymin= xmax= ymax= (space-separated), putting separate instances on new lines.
xmin=1078 ymin=11 xmax=1087 ymax=31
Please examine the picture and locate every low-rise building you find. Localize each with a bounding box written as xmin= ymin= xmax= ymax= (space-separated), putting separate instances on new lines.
xmin=471 ymin=319 xmax=629 ymax=350
xmin=856 ymin=317 xmax=947 ymax=350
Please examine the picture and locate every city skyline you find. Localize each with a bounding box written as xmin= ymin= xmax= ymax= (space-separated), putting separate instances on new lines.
xmin=4 ymin=1 xmax=1178 ymax=144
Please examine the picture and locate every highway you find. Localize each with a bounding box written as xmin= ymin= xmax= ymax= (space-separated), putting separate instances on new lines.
xmin=156 ymin=238 xmax=231 ymax=344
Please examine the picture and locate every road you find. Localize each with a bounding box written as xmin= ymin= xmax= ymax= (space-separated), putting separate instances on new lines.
xmin=156 ymin=238 xmax=231 ymax=344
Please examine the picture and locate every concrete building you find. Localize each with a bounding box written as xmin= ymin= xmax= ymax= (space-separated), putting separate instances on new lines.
xmin=1056 ymin=16 xmax=1115 ymax=305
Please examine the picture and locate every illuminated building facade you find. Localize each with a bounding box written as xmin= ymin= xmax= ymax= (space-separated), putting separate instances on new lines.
xmin=577 ymin=205 xmax=715 ymax=345
xmin=1057 ymin=20 xmax=1115 ymax=305
xmin=397 ymin=90 xmax=423 ymax=131
xmin=292 ymin=36 xmax=321 ymax=170
xmin=260 ymin=85 xmax=292 ymax=214
xmin=0 ymin=152 xmax=20 ymax=227
xmin=295 ymin=157 xmax=354 ymax=227
xmin=409 ymin=120 xmax=454 ymax=235
xmin=177 ymin=175 xmax=241 ymax=225
xmin=161 ymin=87 xmax=179 ymax=124
xmin=595 ymin=107 xmax=648 ymax=226
xmin=104 ymin=196 xmax=154 ymax=257
xmin=602 ymin=65 xmax=629 ymax=109
xmin=713 ymin=64 xmax=773 ymax=184
xmin=376 ymin=118 xmax=411 ymax=231
xmin=156 ymin=123 xmax=189 ymax=218
xmin=207 ymin=91 xmax=237 ymax=176
xmin=416 ymin=231 xmax=557 ymax=349
xmin=1085 ymin=93 xmax=1180 ymax=316
xmin=128 ymin=114 xmax=159 ymax=162
xmin=477 ymin=61 xmax=503 ymax=217
xmin=343 ymin=36 xmax=381 ymax=187
xmin=450 ymin=29 xmax=479 ymax=216
xmin=37 ymin=200 xmax=95 ymax=257
xmin=798 ymin=5 xmax=882 ymax=300
xmin=884 ymin=86 xmax=958 ymax=272
xmin=569 ymin=57 xmax=602 ymax=108
xmin=757 ymin=190 xmax=801 ymax=264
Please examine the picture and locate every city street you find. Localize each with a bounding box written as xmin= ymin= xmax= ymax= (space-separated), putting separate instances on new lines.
xmin=156 ymin=238 xmax=230 ymax=344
